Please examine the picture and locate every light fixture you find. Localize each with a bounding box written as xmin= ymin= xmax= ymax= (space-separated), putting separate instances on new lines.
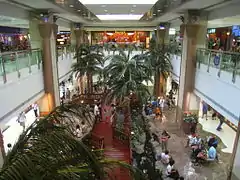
xmin=131 ymin=9 xmax=135 ymax=12
xmin=77 ymin=9 xmax=81 ymax=12
xmin=127 ymin=32 xmax=134 ymax=35
xmin=153 ymin=13 xmax=156 ymax=16
xmin=96 ymin=14 xmax=143 ymax=20
xmin=106 ymin=32 xmax=113 ymax=35
xmin=133 ymin=5 xmax=137 ymax=7
xmin=101 ymin=4 xmax=106 ymax=7
xmin=81 ymin=100 xmax=84 ymax=103
xmin=69 ymin=5 xmax=74 ymax=7
xmin=80 ymin=0 xmax=158 ymax=4
xmin=104 ymin=9 xmax=108 ymax=12
xmin=226 ymin=32 xmax=230 ymax=36
xmin=157 ymin=9 xmax=161 ymax=12
xmin=131 ymin=131 xmax=135 ymax=135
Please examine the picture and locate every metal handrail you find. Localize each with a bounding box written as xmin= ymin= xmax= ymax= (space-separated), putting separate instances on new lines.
xmin=196 ymin=48 xmax=240 ymax=83
xmin=0 ymin=49 xmax=43 ymax=84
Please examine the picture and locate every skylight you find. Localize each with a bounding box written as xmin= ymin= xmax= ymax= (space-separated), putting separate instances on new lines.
xmin=96 ymin=14 xmax=143 ymax=20
xmin=80 ymin=0 xmax=158 ymax=4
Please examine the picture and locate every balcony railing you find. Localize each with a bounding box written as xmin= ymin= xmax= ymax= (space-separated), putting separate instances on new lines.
xmin=57 ymin=45 xmax=75 ymax=61
xmin=196 ymin=48 xmax=240 ymax=83
xmin=0 ymin=49 xmax=42 ymax=84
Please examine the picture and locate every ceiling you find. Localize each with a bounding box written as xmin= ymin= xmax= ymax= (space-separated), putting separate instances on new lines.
xmin=0 ymin=15 xmax=28 ymax=29
xmin=208 ymin=15 xmax=240 ymax=28
xmin=80 ymin=0 xmax=158 ymax=20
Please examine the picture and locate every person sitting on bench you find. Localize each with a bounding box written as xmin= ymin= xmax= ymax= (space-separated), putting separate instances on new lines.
xmin=208 ymin=146 xmax=217 ymax=160
xmin=208 ymin=136 xmax=218 ymax=148
xmin=160 ymin=150 xmax=171 ymax=164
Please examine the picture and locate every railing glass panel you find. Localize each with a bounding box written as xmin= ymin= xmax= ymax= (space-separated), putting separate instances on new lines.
xmin=0 ymin=49 xmax=42 ymax=83
xmin=196 ymin=48 xmax=240 ymax=83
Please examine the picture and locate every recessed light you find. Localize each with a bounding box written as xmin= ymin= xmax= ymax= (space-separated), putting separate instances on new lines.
xmin=153 ymin=13 xmax=156 ymax=15
xmin=101 ymin=5 xmax=106 ymax=7
xmin=157 ymin=9 xmax=161 ymax=12
xmin=104 ymin=9 xmax=108 ymax=12
xmin=69 ymin=5 xmax=74 ymax=7
xmin=133 ymin=5 xmax=137 ymax=7
xmin=131 ymin=9 xmax=134 ymax=12
xmin=77 ymin=9 xmax=81 ymax=12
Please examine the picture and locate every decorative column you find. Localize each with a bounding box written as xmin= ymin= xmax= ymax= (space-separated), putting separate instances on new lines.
xmin=38 ymin=20 xmax=60 ymax=113
xmin=176 ymin=10 xmax=207 ymax=123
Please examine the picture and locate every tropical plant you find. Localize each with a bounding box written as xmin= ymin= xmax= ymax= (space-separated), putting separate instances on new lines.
xmin=104 ymin=49 xmax=152 ymax=104
xmin=145 ymin=38 xmax=172 ymax=97
xmin=0 ymin=103 xmax=144 ymax=180
xmin=72 ymin=44 xmax=104 ymax=94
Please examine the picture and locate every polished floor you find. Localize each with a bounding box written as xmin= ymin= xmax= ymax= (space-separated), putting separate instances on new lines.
xmin=198 ymin=117 xmax=236 ymax=153
xmin=91 ymin=105 xmax=131 ymax=180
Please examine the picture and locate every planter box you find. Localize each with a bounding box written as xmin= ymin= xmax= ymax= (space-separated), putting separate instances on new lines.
xmin=182 ymin=121 xmax=197 ymax=135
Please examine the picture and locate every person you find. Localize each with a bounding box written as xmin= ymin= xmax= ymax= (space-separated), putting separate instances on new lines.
xmin=159 ymin=97 xmax=165 ymax=112
xmin=166 ymin=160 xmax=179 ymax=179
xmin=217 ymin=114 xmax=224 ymax=131
xmin=94 ymin=104 xmax=100 ymax=121
xmin=33 ymin=103 xmax=39 ymax=118
xmin=160 ymin=150 xmax=170 ymax=164
xmin=208 ymin=136 xmax=218 ymax=148
xmin=208 ymin=146 xmax=217 ymax=160
xmin=212 ymin=109 xmax=217 ymax=120
xmin=202 ymin=101 xmax=208 ymax=120
xmin=168 ymin=89 xmax=174 ymax=100
xmin=74 ymin=125 xmax=82 ymax=138
xmin=17 ymin=111 xmax=26 ymax=131
xmin=66 ymin=88 xmax=71 ymax=100
xmin=161 ymin=130 xmax=170 ymax=151
xmin=152 ymin=133 xmax=160 ymax=144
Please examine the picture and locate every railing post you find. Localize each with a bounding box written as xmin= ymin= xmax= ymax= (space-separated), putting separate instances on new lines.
xmin=0 ymin=54 xmax=7 ymax=83
xmin=232 ymin=54 xmax=238 ymax=83
xmin=217 ymin=52 xmax=223 ymax=77
xmin=207 ymin=50 xmax=211 ymax=72
xmin=15 ymin=52 xmax=21 ymax=78
xmin=61 ymin=46 xmax=64 ymax=60
xmin=27 ymin=51 xmax=32 ymax=73
xmin=36 ymin=50 xmax=40 ymax=69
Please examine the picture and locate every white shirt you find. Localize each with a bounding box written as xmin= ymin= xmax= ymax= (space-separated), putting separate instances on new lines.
xmin=166 ymin=164 xmax=173 ymax=175
xmin=33 ymin=104 xmax=38 ymax=110
xmin=18 ymin=112 xmax=26 ymax=123
xmin=94 ymin=105 xmax=99 ymax=116
xmin=159 ymin=99 xmax=165 ymax=108
xmin=161 ymin=153 xmax=170 ymax=164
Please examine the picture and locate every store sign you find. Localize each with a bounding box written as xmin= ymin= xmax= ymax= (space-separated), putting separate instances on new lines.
xmin=208 ymin=29 xmax=216 ymax=34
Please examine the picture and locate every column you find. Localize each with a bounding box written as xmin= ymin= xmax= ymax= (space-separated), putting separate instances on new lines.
xmin=30 ymin=16 xmax=60 ymax=116
xmin=230 ymin=121 xmax=240 ymax=180
xmin=176 ymin=10 xmax=207 ymax=122
xmin=155 ymin=23 xmax=170 ymax=46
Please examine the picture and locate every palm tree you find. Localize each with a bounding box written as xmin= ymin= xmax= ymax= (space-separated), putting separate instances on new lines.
xmin=104 ymin=49 xmax=152 ymax=104
xmin=0 ymin=103 xmax=144 ymax=180
xmin=72 ymin=44 xmax=104 ymax=94
xmin=145 ymin=39 xmax=172 ymax=97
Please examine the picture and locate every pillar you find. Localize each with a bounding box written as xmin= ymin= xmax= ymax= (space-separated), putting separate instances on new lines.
xmin=155 ymin=23 xmax=170 ymax=46
xmin=176 ymin=10 xmax=207 ymax=122
xmin=29 ymin=19 xmax=42 ymax=49
xmin=230 ymin=121 xmax=240 ymax=180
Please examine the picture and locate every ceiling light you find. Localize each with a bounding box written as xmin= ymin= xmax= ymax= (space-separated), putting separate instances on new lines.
xmin=104 ymin=9 xmax=108 ymax=12
xmin=106 ymin=33 xmax=113 ymax=35
xmin=127 ymin=32 xmax=134 ymax=35
xmin=69 ymin=5 xmax=74 ymax=7
xmin=80 ymin=0 xmax=157 ymax=4
xmin=157 ymin=9 xmax=161 ymax=12
xmin=101 ymin=5 xmax=106 ymax=7
xmin=153 ymin=13 xmax=156 ymax=15
xmin=77 ymin=9 xmax=81 ymax=12
xmin=96 ymin=14 xmax=143 ymax=20
xmin=131 ymin=9 xmax=135 ymax=12
xmin=133 ymin=5 xmax=137 ymax=7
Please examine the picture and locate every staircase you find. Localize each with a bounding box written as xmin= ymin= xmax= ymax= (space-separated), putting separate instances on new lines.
xmin=91 ymin=105 xmax=132 ymax=180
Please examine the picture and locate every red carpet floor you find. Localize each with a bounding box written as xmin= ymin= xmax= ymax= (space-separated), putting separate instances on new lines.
xmin=91 ymin=105 xmax=131 ymax=180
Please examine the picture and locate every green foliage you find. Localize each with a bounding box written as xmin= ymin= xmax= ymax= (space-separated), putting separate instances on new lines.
xmin=0 ymin=103 xmax=143 ymax=180
xmin=183 ymin=113 xmax=198 ymax=123
xmin=72 ymin=44 xmax=104 ymax=78
xmin=104 ymin=49 xmax=152 ymax=104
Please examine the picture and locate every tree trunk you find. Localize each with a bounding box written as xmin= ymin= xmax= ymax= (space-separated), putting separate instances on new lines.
xmin=154 ymin=72 xmax=160 ymax=97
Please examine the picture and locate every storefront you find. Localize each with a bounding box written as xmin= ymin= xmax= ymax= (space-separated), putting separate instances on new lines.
xmin=2 ymin=104 xmax=39 ymax=153
xmin=0 ymin=26 xmax=29 ymax=52
xmin=56 ymin=31 xmax=71 ymax=46
xmin=91 ymin=31 xmax=150 ymax=48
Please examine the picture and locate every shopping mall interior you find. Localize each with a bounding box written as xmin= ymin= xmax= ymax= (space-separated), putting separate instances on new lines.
xmin=0 ymin=0 xmax=240 ymax=179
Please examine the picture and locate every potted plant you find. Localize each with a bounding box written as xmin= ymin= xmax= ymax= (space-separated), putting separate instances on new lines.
xmin=182 ymin=112 xmax=198 ymax=134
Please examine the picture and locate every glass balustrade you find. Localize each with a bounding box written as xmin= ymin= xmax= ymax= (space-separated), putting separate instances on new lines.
xmin=0 ymin=49 xmax=42 ymax=83
xmin=57 ymin=45 xmax=75 ymax=60
xmin=196 ymin=48 xmax=240 ymax=83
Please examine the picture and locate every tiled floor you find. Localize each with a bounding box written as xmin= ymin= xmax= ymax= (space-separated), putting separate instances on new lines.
xmin=198 ymin=117 xmax=236 ymax=153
